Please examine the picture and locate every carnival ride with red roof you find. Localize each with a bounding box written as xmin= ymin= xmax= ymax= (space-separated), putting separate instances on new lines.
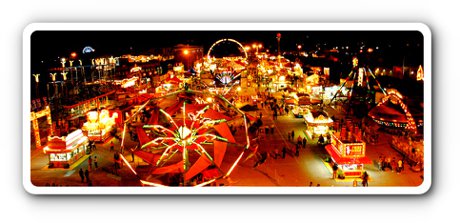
xmin=119 ymin=89 xmax=253 ymax=186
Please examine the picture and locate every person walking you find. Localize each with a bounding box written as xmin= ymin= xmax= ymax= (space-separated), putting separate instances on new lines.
xmin=361 ymin=171 xmax=369 ymax=187
xmin=390 ymin=157 xmax=397 ymax=172
xmin=397 ymin=159 xmax=403 ymax=174
xmin=110 ymin=141 xmax=115 ymax=151
xmin=84 ymin=169 xmax=90 ymax=183
xmin=282 ymin=146 xmax=287 ymax=159
xmin=291 ymin=131 xmax=295 ymax=142
xmin=302 ymin=137 xmax=307 ymax=149
xmin=332 ymin=164 xmax=338 ymax=179
xmin=378 ymin=156 xmax=383 ymax=171
xmin=94 ymin=156 xmax=98 ymax=169
xmin=78 ymin=168 xmax=84 ymax=183
xmin=88 ymin=156 xmax=93 ymax=171
xmin=91 ymin=141 xmax=96 ymax=151
xmin=318 ymin=134 xmax=324 ymax=145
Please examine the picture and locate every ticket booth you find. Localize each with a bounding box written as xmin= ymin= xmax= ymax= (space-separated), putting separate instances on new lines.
xmin=43 ymin=129 xmax=89 ymax=168
xmin=324 ymin=133 xmax=372 ymax=178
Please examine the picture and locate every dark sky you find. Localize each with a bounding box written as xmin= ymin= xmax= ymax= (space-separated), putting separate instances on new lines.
xmin=31 ymin=30 xmax=424 ymax=61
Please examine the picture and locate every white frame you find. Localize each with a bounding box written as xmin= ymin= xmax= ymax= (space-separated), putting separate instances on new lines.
xmin=23 ymin=23 xmax=431 ymax=195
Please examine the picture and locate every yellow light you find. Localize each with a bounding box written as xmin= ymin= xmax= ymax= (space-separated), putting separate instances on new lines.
xmin=352 ymin=57 xmax=358 ymax=67
xmin=33 ymin=74 xmax=40 ymax=83
xmin=183 ymin=49 xmax=189 ymax=55
xmin=237 ymin=86 xmax=241 ymax=91
xmin=206 ymin=97 xmax=213 ymax=103
xmin=87 ymin=111 xmax=98 ymax=123
xmin=50 ymin=73 xmax=57 ymax=82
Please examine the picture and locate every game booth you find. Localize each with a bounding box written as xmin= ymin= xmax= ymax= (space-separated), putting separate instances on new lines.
xmin=82 ymin=109 xmax=118 ymax=142
xmin=303 ymin=109 xmax=334 ymax=140
xmin=43 ymin=129 xmax=89 ymax=168
xmin=324 ymin=131 xmax=372 ymax=178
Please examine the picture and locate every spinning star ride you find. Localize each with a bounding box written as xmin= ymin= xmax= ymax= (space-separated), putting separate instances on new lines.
xmin=121 ymin=89 xmax=252 ymax=187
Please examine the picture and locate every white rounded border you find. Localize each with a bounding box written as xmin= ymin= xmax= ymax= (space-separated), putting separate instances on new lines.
xmin=23 ymin=23 xmax=432 ymax=195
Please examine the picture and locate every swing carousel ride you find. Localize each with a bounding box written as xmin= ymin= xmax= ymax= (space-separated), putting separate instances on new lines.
xmin=329 ymin=57 xmax=423 ymax=134
xmin=329 ymin=57 xmax=387 ymax=117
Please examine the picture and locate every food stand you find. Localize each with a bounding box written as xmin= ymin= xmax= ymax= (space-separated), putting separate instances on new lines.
xmin=324 ymin=133 xmax=372 ymax=178
xmin=43 ymin=129 xmax=89 ymax=168
xmin=82 ymin=109 xmax=117 ymax=142
xmin=304 ymin=109 xmax=333 ymax=139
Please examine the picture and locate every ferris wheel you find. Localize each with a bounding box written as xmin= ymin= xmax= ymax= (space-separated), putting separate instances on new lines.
xmin=207 ymin=38 xmax=248 ymax=59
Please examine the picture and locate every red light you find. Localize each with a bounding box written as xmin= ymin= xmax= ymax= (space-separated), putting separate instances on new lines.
xmin=70 ymin=52 xmax=77 ymax=58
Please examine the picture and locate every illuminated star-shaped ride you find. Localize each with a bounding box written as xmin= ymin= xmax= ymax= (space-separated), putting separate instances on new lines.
xmin=123 ymin=90 xmax=251 ymax=187
xmin=143 ymin=102 xmax=229 ymax=174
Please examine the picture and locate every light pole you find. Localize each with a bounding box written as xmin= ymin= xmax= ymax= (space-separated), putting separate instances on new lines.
xmin=50 ymin=73 xmax=57 ymax=98
xmin=79 ymin=60 xmax=86 ymax=83
xmin=276 ymin=33 xmax=282 ymax=64
xmin=252 ymin=43 xmax=263 ymax=55
xmin=33 ymin=73 xmax=40 ymax=98
xmin=183 ymin=49 xmax=190 ymax=71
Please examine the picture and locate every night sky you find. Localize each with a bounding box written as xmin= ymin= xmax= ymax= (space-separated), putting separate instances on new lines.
xmin=30 ymin=30 xmax=424 ymax=65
